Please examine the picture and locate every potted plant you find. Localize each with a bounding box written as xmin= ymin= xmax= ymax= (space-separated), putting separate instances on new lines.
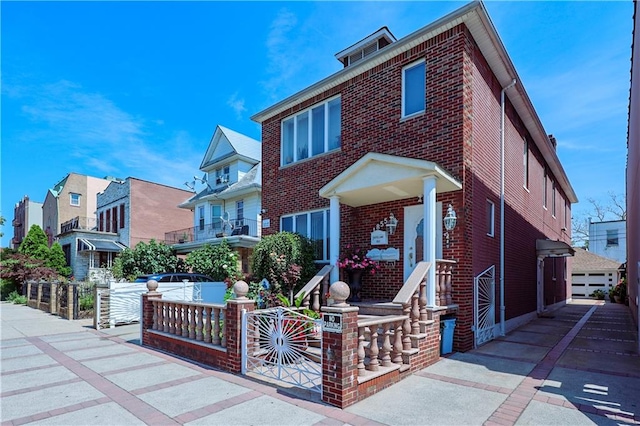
xmin=337 ymin=244 xmax=380 ymax=302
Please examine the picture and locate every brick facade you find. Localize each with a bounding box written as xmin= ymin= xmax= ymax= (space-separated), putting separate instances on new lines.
xmin=255 ymin=9 xmax=574 ymax=353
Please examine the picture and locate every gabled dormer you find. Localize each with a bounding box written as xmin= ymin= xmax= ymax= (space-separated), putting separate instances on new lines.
xmin=199 ymin=125 xmax=261 ymax=188
xmin=334 ymin=27 xmax=396 ymax=68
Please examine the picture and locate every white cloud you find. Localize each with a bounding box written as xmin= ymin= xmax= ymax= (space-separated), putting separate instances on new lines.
xmin=227 ymin=92 xmax=247 ymax=120
xmin=8 ymin=79 xmax=201 ymax=188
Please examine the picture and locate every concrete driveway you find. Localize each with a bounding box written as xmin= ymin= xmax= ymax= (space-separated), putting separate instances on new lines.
xmin=1 ymin=299 xmax=638 ymax=425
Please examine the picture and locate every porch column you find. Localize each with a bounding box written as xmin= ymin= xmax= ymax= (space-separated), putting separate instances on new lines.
xmin=329 ymin=196 xmax=341 ymax=284
xmin=423 ymin=176 xmax=437 ymax=307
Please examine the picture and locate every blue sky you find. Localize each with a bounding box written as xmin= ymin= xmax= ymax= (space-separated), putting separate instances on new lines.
xmin=1 ymin=1 xmax=633 ymax=247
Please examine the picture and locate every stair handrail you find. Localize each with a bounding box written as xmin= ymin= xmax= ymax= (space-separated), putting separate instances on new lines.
xmin=294 ymin=265 xmax=333 ymax=312
xmin=391 ymin=261 xmax=431 ymax=306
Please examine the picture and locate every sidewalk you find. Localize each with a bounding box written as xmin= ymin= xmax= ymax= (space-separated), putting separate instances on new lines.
xmin=1 ymin=300 xmax=639 ymax=425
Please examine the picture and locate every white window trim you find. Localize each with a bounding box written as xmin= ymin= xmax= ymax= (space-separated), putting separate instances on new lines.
xmin=486 ymin=200 xmax=495 ymax=237
xmin=523 ymin=139 xmax=529 ymax=190
xmin=281 ymin=95 xmax=341 ymax=166
xmin=70 ymin=193 xmax=81 ymax=206
xmin=401 ymin=59 xmax=426 ymax=119
xmin=280 ymin=208 xmax=330 ymax=261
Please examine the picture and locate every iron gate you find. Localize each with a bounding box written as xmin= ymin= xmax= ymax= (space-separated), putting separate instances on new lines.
xmin=473 ymin=265 xmax=496 ymax=348
xmin=242 ymin=307 xmax=322 ymax=394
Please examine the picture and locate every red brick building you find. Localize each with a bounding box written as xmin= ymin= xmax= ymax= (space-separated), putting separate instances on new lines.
xmin=252 ymin=2 xmax=577 ymax=352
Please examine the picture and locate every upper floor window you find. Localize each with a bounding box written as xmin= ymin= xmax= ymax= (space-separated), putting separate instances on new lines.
xmin=543 ymin=168 xmax=548 ymax=208
xmin=211 ymin=205 xmax=222 ymax=230
xmin=606 ymin=229 xmax=618 ymax=247
xmin=215 ymin=166 xmax=230 ymax=185
xmin=70 ymin=193 xmax=81 ymax=206
xmin=551 ymin=181 xmax=556 ymax=217
xmin=281 ymin=209 xmax=330 ymax=261
xmin=119 ymin=204 xmax=125 ymax=229
xmin=235 ymin=200 xmax=244 ymax=227
xmin=402 ymin=60 xmax=426 ymax=118
xmin=198 ymin=206 xmax=205 ymax=231
xmin=523 ymin=139 xmax=529 ymax=189
xmin=486 ymin=200 xmax=495 ymax=237
xmin=281 ymin=96 xmax=341 ymax=166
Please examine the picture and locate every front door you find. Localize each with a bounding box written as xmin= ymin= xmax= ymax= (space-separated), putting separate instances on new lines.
xmin=403 ymin=203 xmax=443 ymax=281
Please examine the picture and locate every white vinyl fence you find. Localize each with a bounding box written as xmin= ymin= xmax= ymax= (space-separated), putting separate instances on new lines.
xmin=95 ymin=281 xmax=227 ymax=329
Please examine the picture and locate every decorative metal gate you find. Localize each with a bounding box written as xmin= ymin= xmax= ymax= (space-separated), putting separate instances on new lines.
xmin=242 ymin=307 xmax=322 ymax=394
xmin=473 ymin=265 xmax=496 ymax=348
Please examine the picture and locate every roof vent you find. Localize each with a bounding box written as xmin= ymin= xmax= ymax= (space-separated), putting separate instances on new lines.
xmin=335 ymin=27 xmax=396 ymax=68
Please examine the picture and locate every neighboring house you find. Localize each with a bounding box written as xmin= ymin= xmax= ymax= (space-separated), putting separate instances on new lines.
xmin=626 ymin=0 xmax=639 ymax=345
xmin=571 ymin=248 xmax=622 ymax=298
xmin=172 ymin=125 xmax=262 ymax=274
xmin=11 ymin=195 xmax=43 ymax=249
xmin=42 ymin=173 xmax=114 ymax=246
xmin=589 ymin=220 xmax=627 ymax=264
xmin=251 ymin=2 xmax=577 ymax=352
xmin=57 ymin=177 xmax=193 ymax=282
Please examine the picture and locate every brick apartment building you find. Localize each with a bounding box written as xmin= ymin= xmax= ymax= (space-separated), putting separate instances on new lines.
xmin=252 ymin=1 xmax=577 ymax=352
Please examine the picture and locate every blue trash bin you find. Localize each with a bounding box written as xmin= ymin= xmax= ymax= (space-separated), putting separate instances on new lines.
xmin=440 ymin=318 xmax=456 ymax=355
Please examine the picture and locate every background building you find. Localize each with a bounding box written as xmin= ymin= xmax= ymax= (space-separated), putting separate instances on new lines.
xmin=11 ymin=196 xmax=43 ymax=249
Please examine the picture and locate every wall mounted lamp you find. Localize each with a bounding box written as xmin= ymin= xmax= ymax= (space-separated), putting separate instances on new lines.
xmin=443 ymin=204 xmax=457 ymax=248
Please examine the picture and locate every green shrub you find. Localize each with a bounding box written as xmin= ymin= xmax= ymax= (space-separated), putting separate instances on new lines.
xmin=79 ymin=294 xmax=94 ymax=311
xmin=185 ymin=240 xmax=241 ymax=282
xmin=1 ymin=279 xmax=17 ymax=301
xmin=7 ymin=291 xmax=27 ymax=305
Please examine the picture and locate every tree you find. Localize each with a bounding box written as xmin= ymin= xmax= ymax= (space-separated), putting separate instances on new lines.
xmin=112 ymin=239 xmax=183 ymax=281
xmin=251 ymin=232 xmax=317 ymax=299
xmin=185 ymin=240 xmax=241 ymax=282
xmin=0 ymin=253 xmax=58 ymax=296
xmin=48 ymin=242 xmax=72 ymax=277
xmin=18 ymin=225 xmax=50 ymax=260
xmin=572 ymin=191 xmax=626 ymax=248
xmin=0 ymin=215 xmax=5 ymax=239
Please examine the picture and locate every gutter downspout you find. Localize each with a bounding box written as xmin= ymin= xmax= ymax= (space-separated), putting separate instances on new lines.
xmin=500 ymin=79 xmax=516 ymax=336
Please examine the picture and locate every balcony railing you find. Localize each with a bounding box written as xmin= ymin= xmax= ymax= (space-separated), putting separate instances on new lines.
xmin=60 ymin=216 xmax=100 ymax=233
xmin=165 ymin=218 xmax=259 ymax=245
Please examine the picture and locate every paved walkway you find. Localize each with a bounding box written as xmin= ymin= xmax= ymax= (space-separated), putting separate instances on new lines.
xmin=1 ymin=300 xmax=639 ymax=425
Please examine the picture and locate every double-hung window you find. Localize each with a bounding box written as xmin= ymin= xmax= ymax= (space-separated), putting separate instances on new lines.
xmin=486 ymin=200 xmax=495 ymax=237
xmin=211 ymin=205 xmax=222 ymax=231
xmin=70 ymin=193 xmax=81 ymax=206
xmin=281 ymin=209 xmax=330 ymax=261
xmin=402 ymin=59 xmax=426 ymax=118
xmin=523 ymin=139 xmax=529 ymax=189
xmin=198 ymin=206 xmax=205 ymax=231
xmin=281 ymin=96 xmax=341 ymax=166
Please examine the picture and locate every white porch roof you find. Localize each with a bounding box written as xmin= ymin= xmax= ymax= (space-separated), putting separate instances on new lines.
xmin=318 ymin=153 xmax=462 ymax=207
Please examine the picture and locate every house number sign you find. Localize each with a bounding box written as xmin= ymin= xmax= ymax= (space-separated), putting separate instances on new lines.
xmin=322 ymin=313 xmax=342 ymax=333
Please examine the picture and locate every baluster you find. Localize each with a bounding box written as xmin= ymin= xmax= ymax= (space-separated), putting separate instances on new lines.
xmin=357 ymin=327 xmax=366 ymax=376
xmin=196 ymin=307 xmax=203 ymax=341
xmin=368 ymin=325 xmax=380 ymax=371
xmin=322 ymin=276 xmax=330 ymax=306
xmin=411 ymin=293 xmax=420 ymax=335
xmin=182 ymin=305 xmax=189 ymax=337
xmin=169 ymin=303 xmax=176 ymax=334
xmin=213 ymin=308 xmax=221 ymax=345
xmin=440 ymin=264 xmax=447 ymax=306
xmin=392 ymin=320 xmax=404 ymax=364
xmin=161 ymin=303 xmax=168 ymax=333
xmin=419 ymin=278 xmax=428 ymax=322
xmin=204 ymin=306 xmax=212 ymax=343
xmin=380 ymin=322 xmax=392 ymax=367
xmin=152 ymin=301 xmax=158 ymax=330
xmin=312 ymin=285 xmax=320 ymax=312
xmin=402 ymin=304 xmax=412 ymax=351
xmin=175 ymin=304 xmax=182 ymax=335
xmin=445 ymin=263 xmax=453 ymax=305
xmin=189 ymin=305 xmax=196 ymax=339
